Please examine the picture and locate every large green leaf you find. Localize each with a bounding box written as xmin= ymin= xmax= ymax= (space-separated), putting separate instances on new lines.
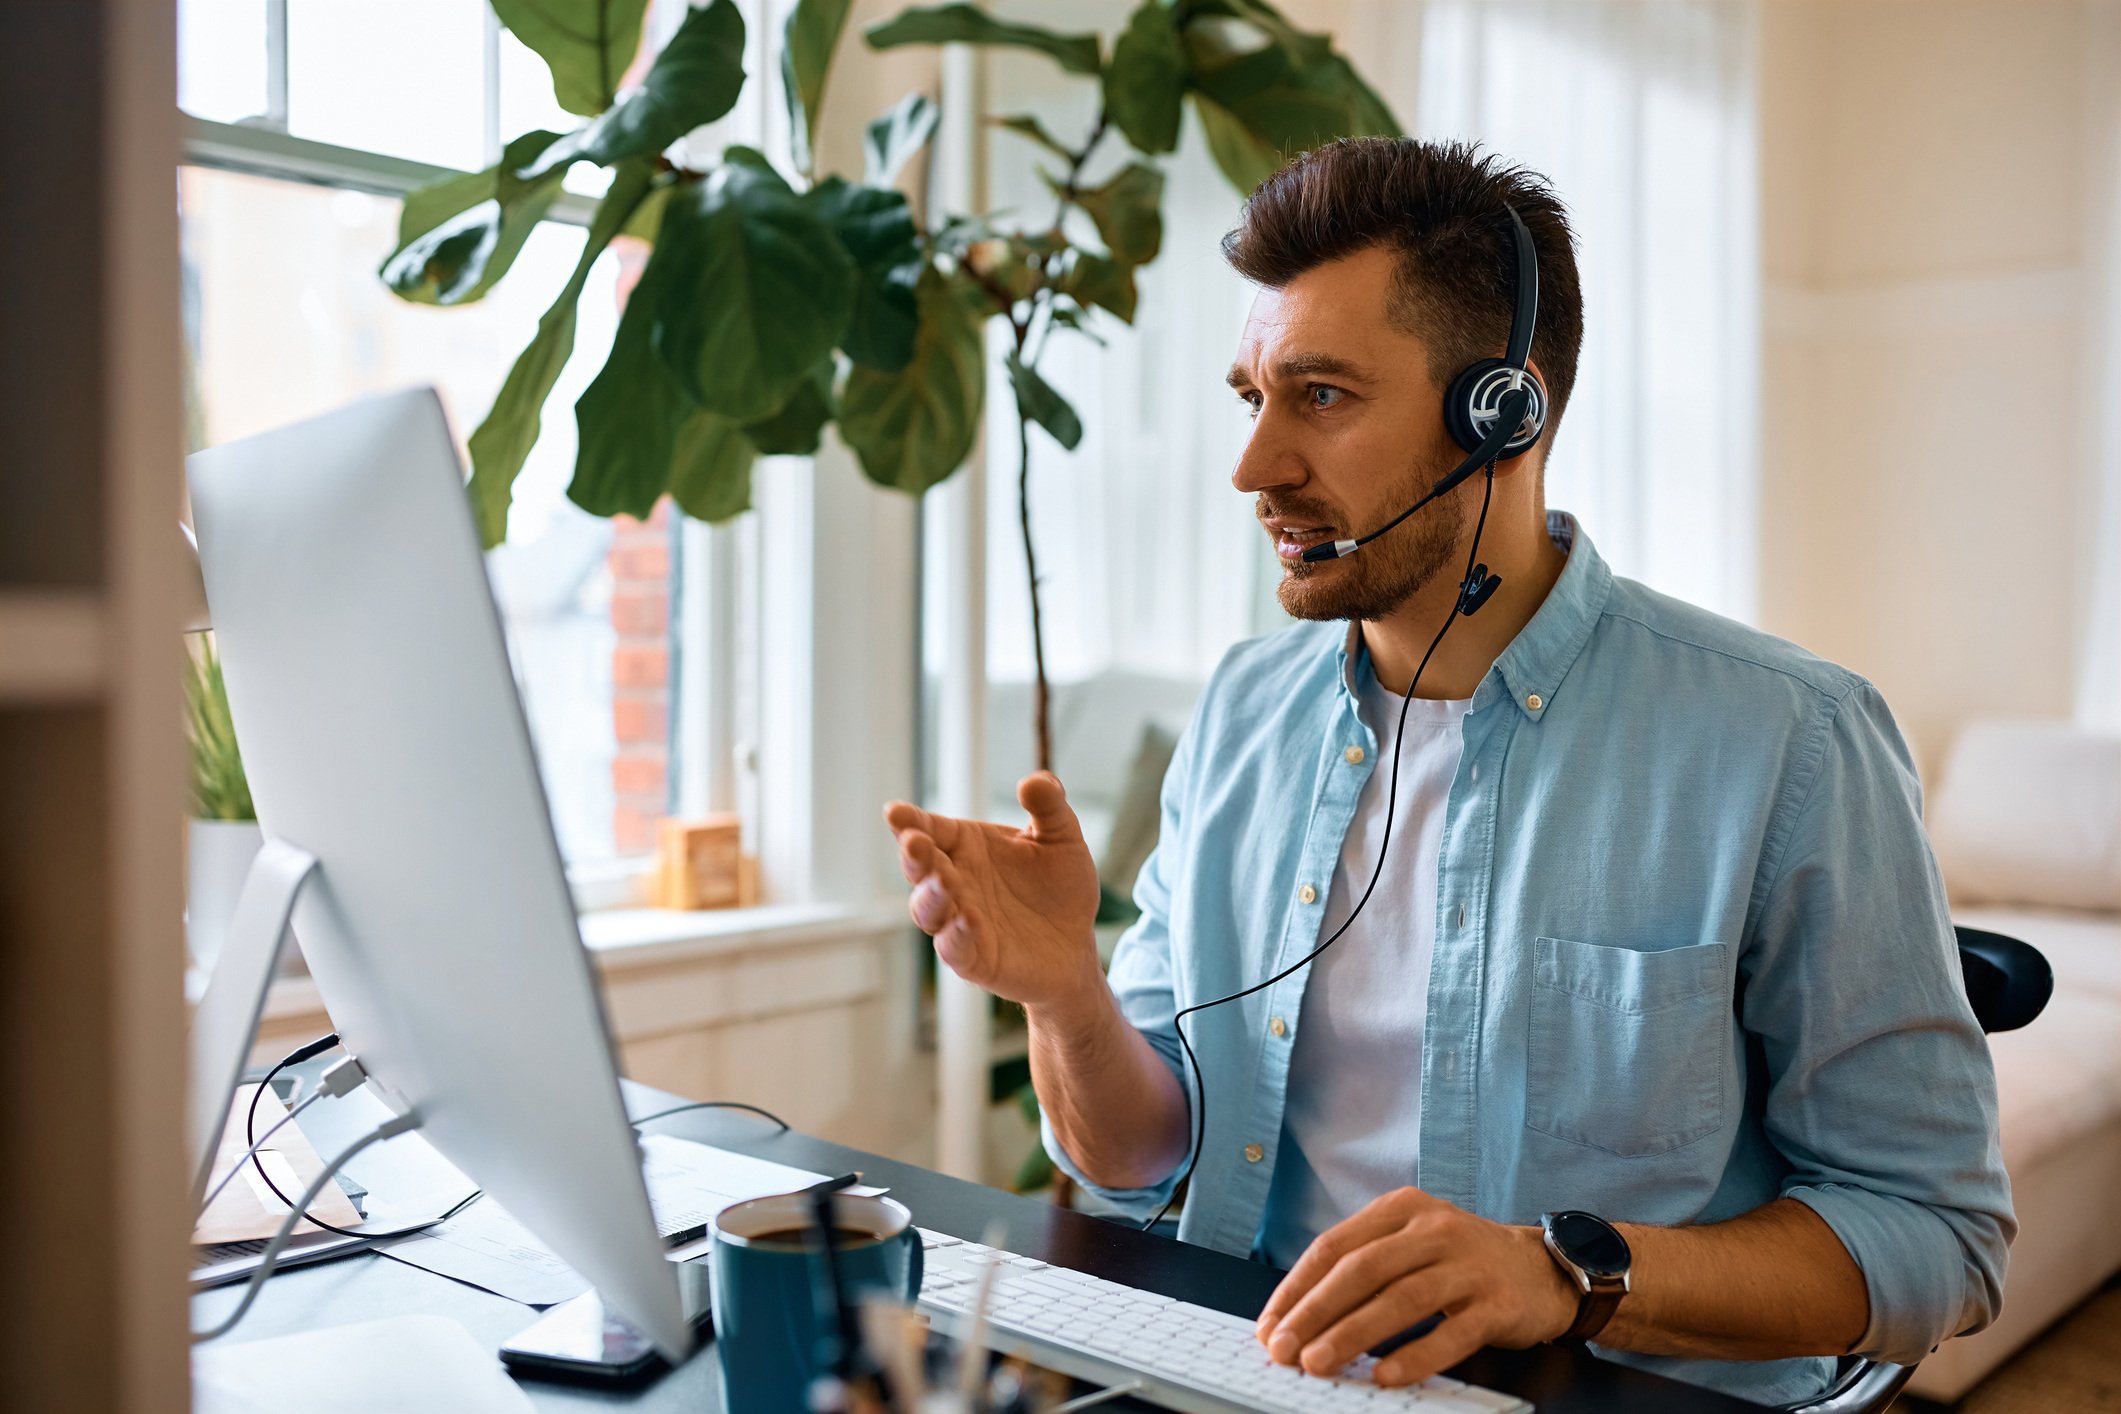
xmin=1063 ymin=161 xmax=1164 ymax=266
xmin=865 ymin=92 xmax=941 ymax=187
xmin=650 ymin=159 xmax=857 ymax=421
xmin=1312 ymin=50 xmax=1399 ymax=137
xmin=571 ymin=239 xmax=692 ymax=521
xmin=465 ymin=159 xmax=659 ymax=547
xmin=865 ymin=5 xmax=1100 ymax=76
xmin=1177 ymin=0 xmax=1331 ymax=67
xmin=783 ymin=0 xmax=853 ymax=175
xmin=381 ymin=130 xmax=567 ymax=306
xmin=1005 ymin=351 xmax=1082 ymax=451
xmin=1188 ymin=40 xmax=1348 ymax=153
xmin=1057 ymin=250 xmax=1138 ymax=324
xmin=668 ymin=408 xmax=759 ymax=521
xmin=520 ymin=0 xmax=747 ymax=178
xmin=1180 ymin=16 xmax=1399 ymax=192
xmin=741 ymin=358 xmax=836 ymax=456
xmin=1191 ymin=90 xmax=1283 ymax=193
xmin=1105 ymin=2 xmax=1186 ymax=155
xmin=801 ymin=176 xmax=921 ymax=370
xmin=620 ymin=179 xmax=674 ymax=242
xmin=493 ymin=0 xmax=651 ymax=117
xmin=840 ymin=265 xmax=987 ymax=494
xmin=574 ymin=230 xmax=766 ymax=525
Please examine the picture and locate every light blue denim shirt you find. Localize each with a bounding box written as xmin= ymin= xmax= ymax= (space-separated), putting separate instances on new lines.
xmin=1042 ymin=513 xmax=2013 ymax=1407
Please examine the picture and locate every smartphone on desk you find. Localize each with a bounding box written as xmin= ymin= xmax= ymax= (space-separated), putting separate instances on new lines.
xmin=500 ymin=1276 xmax=713 ymax=1388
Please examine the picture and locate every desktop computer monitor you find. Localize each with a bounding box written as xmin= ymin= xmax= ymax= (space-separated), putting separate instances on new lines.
xmin=186 ymin=387 xmax=690 ymax=1358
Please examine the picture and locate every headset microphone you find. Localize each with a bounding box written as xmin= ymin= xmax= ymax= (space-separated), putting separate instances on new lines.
xmin=1299 ymin=386 xmax=1533 ymax=564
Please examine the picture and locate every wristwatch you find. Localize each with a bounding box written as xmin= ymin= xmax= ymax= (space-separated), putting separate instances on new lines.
xmin=1540 ymin=1210 xmax=1632 ymax=1344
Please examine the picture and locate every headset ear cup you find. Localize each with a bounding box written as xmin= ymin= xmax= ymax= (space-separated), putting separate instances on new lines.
xmin=1444 ymin=358 xmax=1548 ymax=460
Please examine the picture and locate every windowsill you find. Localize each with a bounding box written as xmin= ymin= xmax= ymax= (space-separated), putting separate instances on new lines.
xmin=252 ymin=900 xmax=910 ymax=1023
xmin=579 ymin=900 xmax=909 ymax=970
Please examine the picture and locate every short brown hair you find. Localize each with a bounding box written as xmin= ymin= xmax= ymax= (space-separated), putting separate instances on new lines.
xmin=1224 ymin=138 xmax=1584 ymax=440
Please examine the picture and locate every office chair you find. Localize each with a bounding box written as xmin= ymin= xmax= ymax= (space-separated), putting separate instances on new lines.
xmin=1780 ymin=926 xmax=2054 ymax=1414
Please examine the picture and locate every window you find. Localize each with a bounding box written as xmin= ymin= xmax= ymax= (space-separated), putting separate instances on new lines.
xmin=177 ymin=0 xmax=727 ymax=883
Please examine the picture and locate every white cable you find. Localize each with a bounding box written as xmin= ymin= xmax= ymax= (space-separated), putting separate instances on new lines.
xmin=196 ymin=1086 xmax=319 ymax=1217
xmin=1054 ymin=1383 xmax=1147 ymax=1413
xmin=191 ymin=1111 xmax=421 ymax=1344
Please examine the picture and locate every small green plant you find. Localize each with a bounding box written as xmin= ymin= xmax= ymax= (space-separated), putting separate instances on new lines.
xmin=185 ymin=637 xmax=255 ymax=823
xmin=379 ymin=0 xmax=1396 ymax=772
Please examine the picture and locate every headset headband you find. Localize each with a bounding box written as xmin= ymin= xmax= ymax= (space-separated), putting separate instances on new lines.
xmin=1503 ymin=204 xmax=1538 ymax=374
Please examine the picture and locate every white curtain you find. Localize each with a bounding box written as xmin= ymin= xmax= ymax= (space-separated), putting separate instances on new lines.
xmin=1348 ymin=0 xmax=1763 ymax=623
xmin=2077 ymin=5 xmax=2121 ymax=731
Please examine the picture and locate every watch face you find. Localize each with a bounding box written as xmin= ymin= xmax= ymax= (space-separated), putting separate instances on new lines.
xmin=1548 ymin=1211 xmax=1630 ymax=1277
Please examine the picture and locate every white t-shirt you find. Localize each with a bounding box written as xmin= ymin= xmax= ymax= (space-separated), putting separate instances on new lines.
xmin=1260 ymin=670 xmax=1471 ymax=1268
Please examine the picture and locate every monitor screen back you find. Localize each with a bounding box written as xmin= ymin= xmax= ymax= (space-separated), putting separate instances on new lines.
xmin=187 ymin=388 xmax=688 ymax=1358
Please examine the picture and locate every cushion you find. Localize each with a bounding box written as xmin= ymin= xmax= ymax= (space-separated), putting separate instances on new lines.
xmin=1929 ymin=720 xmax=2121 ymax=911
xmin=1985 ymin=989 xmax=2121 ymax=1170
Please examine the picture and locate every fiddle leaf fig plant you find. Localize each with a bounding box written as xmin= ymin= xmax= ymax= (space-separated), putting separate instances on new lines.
xmin=380 ymin=0 xmax=1396 ymax=770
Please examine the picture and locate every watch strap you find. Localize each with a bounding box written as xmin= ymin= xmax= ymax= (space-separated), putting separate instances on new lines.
xmin=1560 ymin=1274 xmax=1624 ymax=1343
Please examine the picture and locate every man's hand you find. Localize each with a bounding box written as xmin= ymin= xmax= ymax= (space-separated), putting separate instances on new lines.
xmin=883 ymin=772 xmax=1104 ymax=1014
xmin=1255 ymin=1188 xmax=1578 ymax=1387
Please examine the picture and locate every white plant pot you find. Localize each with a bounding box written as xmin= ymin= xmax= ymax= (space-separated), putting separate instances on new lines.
xmin=186 ymin=817 xmax=262 ymax=972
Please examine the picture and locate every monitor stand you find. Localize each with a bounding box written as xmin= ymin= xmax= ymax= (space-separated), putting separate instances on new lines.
xmin=186 ymin=837 xmax=319 ymax=1210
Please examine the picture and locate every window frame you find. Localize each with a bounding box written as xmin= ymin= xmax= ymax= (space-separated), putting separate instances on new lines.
xmin=175 ymin=0 xmax=768 ymax=915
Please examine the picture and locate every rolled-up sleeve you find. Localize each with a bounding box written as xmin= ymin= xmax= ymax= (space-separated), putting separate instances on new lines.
xmin=1039 ymin=712 xmax=1197 ymax=1219
xmin=1745 ymin=681 xmax=2015 ymax=1364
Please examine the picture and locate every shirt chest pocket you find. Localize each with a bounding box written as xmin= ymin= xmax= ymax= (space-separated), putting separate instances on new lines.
xmin=1525 ymin=936 xmax=1733 ymax=1157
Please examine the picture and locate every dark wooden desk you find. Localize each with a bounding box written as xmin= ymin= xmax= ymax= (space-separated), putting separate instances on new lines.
xmin=192 ymin=1080 xmax=1759 ymax=1412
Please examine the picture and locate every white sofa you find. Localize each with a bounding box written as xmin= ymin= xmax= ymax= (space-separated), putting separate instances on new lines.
xmin=1908 ymin=719 xmax=2121 ymax=1401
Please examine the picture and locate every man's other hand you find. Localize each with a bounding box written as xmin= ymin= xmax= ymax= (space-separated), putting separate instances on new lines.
xmin=1255 ymin=1188 xmax=1579 ymax=1387
xmin=882 ymin=772 xmax=1103 ymax=1013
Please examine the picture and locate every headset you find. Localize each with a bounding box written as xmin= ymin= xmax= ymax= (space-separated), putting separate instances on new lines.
xmin=1143 ymin=204 xmax=1547 ymax=1233
xmin=1298 ymin=205 xmax=1548 ymax=567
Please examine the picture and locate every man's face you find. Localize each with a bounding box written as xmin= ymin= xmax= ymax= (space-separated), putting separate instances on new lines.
xmin=1227 ymin=245 xmax=1467 ymax=623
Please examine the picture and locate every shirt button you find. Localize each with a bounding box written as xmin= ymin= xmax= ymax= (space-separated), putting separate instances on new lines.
xmin=1297 ymin=883 xmax=1318 ymax=905
xmin=1344 ymin=745 xmax=1365 ymax=765
xmin=1269 ymin=1016 xmax=1288 ymax=1038
xmin=1470 ymin=762 xmax=1480 ymax=783
xmin=1526 ymin=693 xmax=1544 ymax=711
xmin=1243 ymin=1143 xmax=1264 ymax=1164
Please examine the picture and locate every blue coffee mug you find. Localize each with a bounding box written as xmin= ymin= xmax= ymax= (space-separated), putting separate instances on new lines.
xmin=710 ymin=1190 xmax=922 ymax=1412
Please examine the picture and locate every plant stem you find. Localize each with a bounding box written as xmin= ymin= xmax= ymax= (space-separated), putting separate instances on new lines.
xmin=1050 ymin=110 xmax=1111 ymax=229
xmin=1008 ymin=107 xmax=1110 ymax=779
xmin=1016 ymin=406 xmax=1051 ymax=774
xmin=996 ymin=110 xmax=1119 ymax=784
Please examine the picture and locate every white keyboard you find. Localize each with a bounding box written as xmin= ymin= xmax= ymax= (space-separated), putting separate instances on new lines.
xmin=915 ymin=1228 xmax=1532 ymax=1414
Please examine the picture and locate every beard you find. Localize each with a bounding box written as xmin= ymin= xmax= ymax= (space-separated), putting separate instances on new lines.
xmin=1264 ymin=461 xmax=1466 ymax=623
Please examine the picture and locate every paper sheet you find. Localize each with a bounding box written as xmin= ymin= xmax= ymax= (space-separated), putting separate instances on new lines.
xmin=193 ymin=1314 xmax=535 ymax=1414
xmin=372 ymin=1199 xmax=591 ymax=1306
xmin=193 ymin=1084 xmax=363 ymax=1246
xmin=375 ymin=1137 xmax=833 ymax=1306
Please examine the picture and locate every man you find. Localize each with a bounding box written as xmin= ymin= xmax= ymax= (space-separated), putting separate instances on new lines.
xmin=883 ymin=139 xmax=2012 ymax=1406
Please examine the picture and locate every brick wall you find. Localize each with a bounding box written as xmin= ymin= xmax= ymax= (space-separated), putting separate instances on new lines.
xmin=608 ymin=500 xmax=673 ymax=856
xmin=605 ymin=235 xmax=673 ymax=859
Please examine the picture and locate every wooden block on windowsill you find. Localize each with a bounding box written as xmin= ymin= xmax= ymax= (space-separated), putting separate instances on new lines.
xmin=654 ymin=814 xmax=747 ymax=911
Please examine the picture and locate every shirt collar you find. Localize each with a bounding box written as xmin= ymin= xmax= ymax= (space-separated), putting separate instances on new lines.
xmin=1332 ymin=510 xmax=1612 ymax=722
